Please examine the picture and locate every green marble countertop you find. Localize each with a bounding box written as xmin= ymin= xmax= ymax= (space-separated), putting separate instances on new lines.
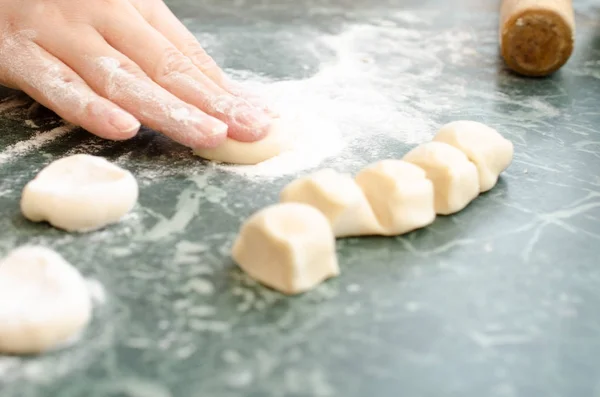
xmin=1 ymin=0 xmax=600 ymax=396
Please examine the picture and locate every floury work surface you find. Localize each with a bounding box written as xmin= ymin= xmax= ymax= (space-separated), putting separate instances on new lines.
xmin=1 ymin=0 xmax=600 ymax=396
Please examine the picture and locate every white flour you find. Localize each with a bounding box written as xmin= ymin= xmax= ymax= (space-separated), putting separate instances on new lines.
xmin=216 ymin=108 xmax=344 ymax=178
xmin=24 ymin=119 xmax=39 ymax=129
xmin=208 ymin=22 xmax=454 ymax=179
xmin=0 ymin=96 xmax=30 ymax=114
xmin=0 ymin=124 xmax=76 ymax=166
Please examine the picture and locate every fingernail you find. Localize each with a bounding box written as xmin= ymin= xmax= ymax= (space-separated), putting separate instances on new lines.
xmin=109 ymin=108 xmax=140 ymax=134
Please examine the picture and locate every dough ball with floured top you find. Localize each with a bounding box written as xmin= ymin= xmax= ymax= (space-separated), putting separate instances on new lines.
xmin=403 ymin=142 xmax=480 ymax=215
xmin=21 ymin=154 xmax=138 ymax=232
xmin=0 ymin=246 xmax=93 ymax=355
xmin=232 ymin=203 xmax=339 ymax=295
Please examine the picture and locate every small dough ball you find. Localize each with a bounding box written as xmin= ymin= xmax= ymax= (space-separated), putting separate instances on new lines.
xmin=403 ymin=142 xmax=480 ymax=215
xmin=232 ymin=203 xmax=339 ymax=295
xmin=21 ymin=154 xmax=139 ymax=232
xmin=0 ymin=246 xmax=93 ymax=355
xmin=432 ymin=120 xmax=514 ymax=192
xmin=355 ymin=160 xmax=436 ymax=235
xmin=194 ymin=118 xmax=293 ymax=165
xmin=280 ymin=169 xmax=383 ymax=237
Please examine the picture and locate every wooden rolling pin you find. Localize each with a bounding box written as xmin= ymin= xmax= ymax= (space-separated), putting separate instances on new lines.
xmin=500 ymin=0 xmax=575 ymax=77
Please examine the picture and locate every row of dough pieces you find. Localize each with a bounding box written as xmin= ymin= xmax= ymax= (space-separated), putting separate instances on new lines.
xmin=232 ymin=120 xmax=514 ymax=295
xmin=0 ymin=119 xmax=511 ymax=355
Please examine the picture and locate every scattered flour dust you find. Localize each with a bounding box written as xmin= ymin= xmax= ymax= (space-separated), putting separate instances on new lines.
xmin=213 ymin=21 xmax=452 ymax=179
xmin=0 ymin=276 xmax=108 ymax=388
xmin=0 ymin=123 xmax=76 ymax=165
xmin=217 ymin=109 xmax=344 ymax=178
xmin=24 ymin=119 xmax=39 ymax=129
xmin=0 ymin=96 xmax=30 ymax=114
xmin=0 ymin=16 xmax=467 ymax=180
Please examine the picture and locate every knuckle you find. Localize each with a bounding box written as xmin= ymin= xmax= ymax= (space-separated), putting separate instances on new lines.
xmin=129 ymin=0 xmax=160 ymax=20
xmin=195 ymin=53 xmax=218 ymax=72
xmin=41 ymin=68 xmax=91 ymax=115
xmin=82 ymin=99 xmax=100 ymax=120
xmin=3 ymin=15 xmax=17 ymax=33
xmin=95 ymin=57 xmax=148 ymax=99
xmin=155 ymin=46 xmax=195 ymax=81
xmin=184 ymin=40 xmax=220 ymax=73
xmin=27 ymin=1 xmax=70 ymax=25
xmin=117 ymin=60 xmax=145 ymax=78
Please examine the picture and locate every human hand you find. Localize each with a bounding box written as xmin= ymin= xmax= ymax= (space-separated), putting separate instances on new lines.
xmin=0 ymin=0 xmax=277 ymax=149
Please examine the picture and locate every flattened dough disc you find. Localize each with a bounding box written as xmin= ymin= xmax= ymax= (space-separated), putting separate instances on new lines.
xmin=194 ymin=118 xmax=293 ymax=165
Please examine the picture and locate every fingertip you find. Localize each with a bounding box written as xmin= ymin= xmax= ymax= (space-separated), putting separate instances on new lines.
xmin=179 ymin=118 xmax=228 ymax=150
xmin=245 ymin=123 xmax=270 ymax=142
xmin=81 ymin=100 xmax=141 ymax=140
xmin=106 ymin=108 xmax=141 ymax=139
xmin=198 ymin=123 xmax=228 ymax=148
xmin=226 ymin=114 xmax=277 ymax=143
xmin=108 ymin=123 xmax=140 ymax=140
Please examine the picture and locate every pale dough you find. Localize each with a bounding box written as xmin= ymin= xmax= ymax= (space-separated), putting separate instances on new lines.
xmin=403 ymin=142 xmax=480 ymax=215
xmin=432 ymin=120 xmax=514 ymax=192
xmin=355 ymin=160 xmax=436 ymax=235
xmin=0 ymin=246 xmax=92 ymax=355
xmin=21 ymin=154 xmax=139 ymax=232
xmin=194 ymin=118 xmax=293 ymax=165
xmin=232 ymin=203 xmax=339 ymax=295
xmin=279 ymin=169 xmax=383 ymax=237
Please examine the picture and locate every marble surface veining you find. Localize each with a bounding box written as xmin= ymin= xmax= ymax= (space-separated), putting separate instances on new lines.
xmin=0 ymin=0 xmax=600 ymax=396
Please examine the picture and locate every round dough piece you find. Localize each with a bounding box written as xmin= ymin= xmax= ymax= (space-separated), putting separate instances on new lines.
xmin=194 ymin=118 xmax=293 ymax=165
xmin=0 ymin=246 xmax=93 ymax=355
xmin=21 ymin=154 xmax=139 ymax=232
xmin=232 ymin=203 xmax=339 ymax=295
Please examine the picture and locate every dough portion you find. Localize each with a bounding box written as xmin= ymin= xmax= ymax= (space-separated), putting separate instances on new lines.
xmin=21 ymin=154 xmax=138 ymax=232
xmin=403 ymin=142 xmax=480 ymax=215
xmin=232 ymin=203 xmax=339 ymax=295
xmin=432 ymin=120 xmax=514 ymax=192
xmin=355 ymin=160 xmax=436 ymax=235
xmin=194 ymin=118 xmax=293 ymax=165
xmin=280 ymin=169 xmax=383 ymax=237
xmin=0 ymin=246 xmax=92 ymax=355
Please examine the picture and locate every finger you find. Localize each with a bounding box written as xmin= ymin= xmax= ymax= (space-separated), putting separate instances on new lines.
xmin=130 ymin=0 xmax=279 ymax=117
xmin=35 ymin=25 xmax=227 ymax=149
xmin=95 ymin=6 xmax=275 ymax=142
xmin=0 ymin=36 xmax=140 ymax=140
